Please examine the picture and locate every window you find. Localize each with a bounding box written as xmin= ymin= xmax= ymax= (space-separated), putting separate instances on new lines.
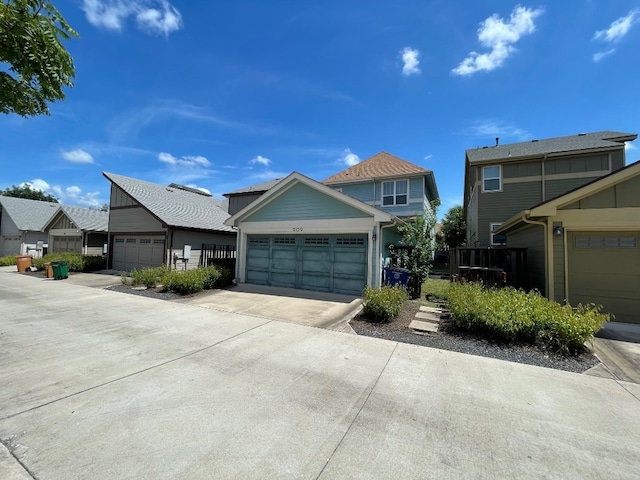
xmin=575 ymin=236 xmax=637 ymax=249
xmin=490 ymin=223 xmax=506 ymax=245
xmin=483 ymin=166 xmax=501 ymax=192
xmin=382 ymin=180 xmax=408 ymax=206
xmin=304 ymin=237 xmax=329 ymax=245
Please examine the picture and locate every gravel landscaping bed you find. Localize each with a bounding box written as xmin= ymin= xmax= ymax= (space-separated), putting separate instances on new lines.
xmin=105 ymin=284 xmax=185 ymax=302
xmin=350 ymin=300 xmax=600 ymax=374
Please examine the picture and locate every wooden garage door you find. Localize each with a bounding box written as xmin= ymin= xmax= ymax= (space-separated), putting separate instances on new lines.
xmin=568 ymin=232 xmax=640 ymax=324
xmin=52 ymin=236 xmax=82 ymax=253
xmin=246 ymin=235 xmax=367 ymax=296
xmin=112 ymin=236 xmax=165 ymax=272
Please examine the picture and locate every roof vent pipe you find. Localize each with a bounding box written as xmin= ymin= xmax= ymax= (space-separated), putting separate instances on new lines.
xmin=495 ymin=137 xmax=499 ymax=147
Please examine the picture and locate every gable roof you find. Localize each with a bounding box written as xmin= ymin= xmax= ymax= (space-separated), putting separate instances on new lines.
xmin=0 ymin=195 xmax=59 ymax=231
xmin=223 ymin=177 xmax=284 ymax=196
xmin=497 ymin=160 xmax=640 ymax=233
xmin=322 ymin=152 xmax=430 ymax=184
xmin=103 ymin=172 xmax=234 ymax=233
xmin=466 ymin=131 xmax=637 ymax=164
xmin=225 ymin=171 xmax=396 ymax=226
xmin=44 ymin=206 xmax=109 ymax=232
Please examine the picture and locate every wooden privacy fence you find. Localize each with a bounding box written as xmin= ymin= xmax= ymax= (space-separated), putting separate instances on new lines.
xmin=450 ymin=247 xmax=528 ymax=289
xmin=199 ymin=244 xmax=236 ymax=271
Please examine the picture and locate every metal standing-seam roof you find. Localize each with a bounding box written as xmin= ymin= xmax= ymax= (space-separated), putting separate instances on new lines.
xmin=0 ymin=195 xmax=59 ymax=231
xmin=103 ymin=172 xmax=234 ymax=233
xmin=466 ymin=131 xmax=637 ymax=164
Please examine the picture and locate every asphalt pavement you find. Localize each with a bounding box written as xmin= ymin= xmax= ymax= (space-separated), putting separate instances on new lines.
xmin=1 ymin=267 xmax=639 ymax=479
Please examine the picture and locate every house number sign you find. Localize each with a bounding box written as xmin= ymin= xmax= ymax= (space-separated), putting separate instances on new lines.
xmin=292 ymin=227 xmax=304 ymax=232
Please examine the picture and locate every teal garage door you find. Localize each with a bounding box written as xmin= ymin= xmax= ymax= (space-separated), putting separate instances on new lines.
xmin=246 ymin=235 xmax=367 ymax=295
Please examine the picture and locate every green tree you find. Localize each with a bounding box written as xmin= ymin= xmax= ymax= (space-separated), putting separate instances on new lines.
xmin=0 ymin=184 xmax=58 ymax=202
xmin=390 ymin=201 xmax=439 ymax=297
xmin=0 ymin=0 xmax=78 ymax=117
xmin=441 ymin=205 xmax=466 ymax=249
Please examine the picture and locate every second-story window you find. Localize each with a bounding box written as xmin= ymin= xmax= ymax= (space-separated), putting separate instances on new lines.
xmin=382 ymin=180 xmax=408 ymax=206
xmin=483 ymin=165 xmax=502 ymax=192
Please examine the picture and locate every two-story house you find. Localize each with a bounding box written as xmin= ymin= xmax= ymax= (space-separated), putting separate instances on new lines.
xmin=463 ymin=131 xmax=640 ymax=323
xmin=464 ymin=131 xmax=637 ymax=249
xmin=224 ymin=152 xmax=438 ymax=296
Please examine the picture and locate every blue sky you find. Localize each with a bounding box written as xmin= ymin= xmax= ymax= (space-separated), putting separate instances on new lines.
xmin=2 ymin=1 xmax=639 ymax=218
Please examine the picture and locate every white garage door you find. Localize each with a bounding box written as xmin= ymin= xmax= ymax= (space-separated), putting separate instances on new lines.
xmin=112 ymin=236 xmax=165 ymax=272
xmin=2 ymin=236 xmax=21 ymax=256
xmin=568 ymin=231 xmax=640 ymax=324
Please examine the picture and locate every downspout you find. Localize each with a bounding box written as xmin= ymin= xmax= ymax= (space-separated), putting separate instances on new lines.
xmin=520 ymin=215 xmax=550 ymax=297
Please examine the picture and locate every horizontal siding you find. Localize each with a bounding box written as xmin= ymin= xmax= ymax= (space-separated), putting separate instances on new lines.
xmin=545 ymin=177 xmax=601 ymax=201
xmin=171 ymin=230 xmax=236 ymax=270
xmin=338 ymin=183 xmax=374 ymax=203
xmin=612 ymin=150 xmax=624 ymax=170
xmin=552 ymin=231 xmax=565 ymax=303
xmin=409 ymin=178 xmax=423 ymax=199
xmin=560 ymin=175 xmax=640 ymax=210
xmin=503 ymin=160 xmax=541 ymax=179
xmin=380 ymin=201 xmax=425 ymax=218
xmin=507 ymin=225 xmax=545 ymax=294
xmin=246 ymin=182 xmax=370 ymax=222
xmin=87 ymin=233 xmax=108 ymax=248
xmin=109 ymin=207 xmax=163 ymax=233
xmin=477 ymin=181 xmax=542 ymax=246
xmin=0 ymin=213 xmax=20 ymax=236
xmin=86 ymin=246 xmax=104 ymax=256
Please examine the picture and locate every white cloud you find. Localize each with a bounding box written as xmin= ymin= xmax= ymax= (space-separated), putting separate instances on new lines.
xmin=250 ymin=155 xmax=272 ymax=166
xmin=339 ymin=148 xmax=360 ymax=166
xmin=82 ymin=0 xmax=183 ymax=36
xmin=593 ymin=49 xmax=616 ymax=62
xmin=185 ymin=184 xmax=211 ymax=195
xmin=467 ymin=119 xmax=530 ymax=140
xmin=61 ymin=148 xmax=95 ymax=164
xmin=158 ymin=152 xmax=210 ymax=168
xmin=594 ymin=9 xmax=639 ymax=43
xmin=626 ymin=142 xmax=637 ymax=151
xmin=452 ymin=5 xmax=544 ymax=76
xmin=400 ymin=47 xmax=421 ymax=76
xmin=423 ymin=154 xmax=433 ymax=161
xmin=22 ymin=179 xmax=103 ymax=208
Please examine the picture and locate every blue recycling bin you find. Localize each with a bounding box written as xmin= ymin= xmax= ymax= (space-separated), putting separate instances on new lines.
xmin=384 ymin=267 xmax=411 ymax=288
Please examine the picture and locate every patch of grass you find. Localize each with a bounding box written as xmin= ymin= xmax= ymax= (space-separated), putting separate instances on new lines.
xmin=0 ymin=255 xmax=17 ymax=266
xmin=447 ymin=283 xmax=610 ymax=355
xmin=361 ymin=285 xmax=409 ymax=323
xmin=422 ymin=278 xmax=451 ymax=301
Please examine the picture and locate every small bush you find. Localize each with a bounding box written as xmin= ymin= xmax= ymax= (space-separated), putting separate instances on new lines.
xmin=130 ymin=266 xmax=170 ymax=288
xmin=82 ymin=255 xmax=107 ymax=272
xmin=447 ymin=283 xmax=611 ymax=354
xmin=32 ymin=253 xmax=106 ymax=273
xmin=0 ymin=255 xmax=17 ymax=266
xmin=362 ymin=285 xmax=409 ymax=323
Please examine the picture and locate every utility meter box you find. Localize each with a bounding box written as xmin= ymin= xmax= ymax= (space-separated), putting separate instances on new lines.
xmin=183 ymin=245 xmax=191 ymax=260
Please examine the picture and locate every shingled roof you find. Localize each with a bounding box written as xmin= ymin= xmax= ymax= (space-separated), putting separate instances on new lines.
xmin=60 ymin=206 xmax=108 ymax=232
xmin=323 ymin=152 xmax=430 ymax=184
xmin=466 ymin=131 xmax=637 ymax=164
xmin=0 ymin=195 xmax=59 ymax=231
xmin=223 ymin=177 xmax=284 ymax=196
xmin=103 ymin=172 xmax=234 ymax=233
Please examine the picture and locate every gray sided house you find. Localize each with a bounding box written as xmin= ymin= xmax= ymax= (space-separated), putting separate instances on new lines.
xmin=497 ymin=161 xmax=640 ymax=324
xmin=103 ymin=172 xmax=236 ymax=272
xmin=464 ymin=131 xmax=637 ymax=248
xmin=224 ymin=177 xmax=284 ymax=216
xmin=43 ymin=206 xmax=108 ymax=255
xmin=0 ymin=195 xmax=59 ymax=257
xmin=224 ymin=153 xmax=439 ymax=296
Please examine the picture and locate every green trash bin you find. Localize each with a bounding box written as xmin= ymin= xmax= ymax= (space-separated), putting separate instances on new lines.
xmin=51 ymin=261 xmax=69 ymax=280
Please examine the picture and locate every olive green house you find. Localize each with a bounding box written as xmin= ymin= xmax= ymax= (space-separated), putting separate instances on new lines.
xmin=497 ymin=161 xmax=640 ymax=324
xmin=464 ymin=131 xmax=637 ymax=248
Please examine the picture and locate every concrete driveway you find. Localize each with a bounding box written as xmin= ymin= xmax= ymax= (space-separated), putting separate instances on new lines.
xmin=1 ymin=268 xmax=639 ymax=479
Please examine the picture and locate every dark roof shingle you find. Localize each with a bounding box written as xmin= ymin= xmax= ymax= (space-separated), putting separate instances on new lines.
xmin=0 ymin=195 xmax=59 ymax=231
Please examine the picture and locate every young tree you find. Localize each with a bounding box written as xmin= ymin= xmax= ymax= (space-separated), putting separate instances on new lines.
xmin=441 ymin=205 xmax=466 ymax=249
xmin=0 ymin=0 xmax=78 ymax=117
xmin=0 ymin=184 xmax=58 ymax=202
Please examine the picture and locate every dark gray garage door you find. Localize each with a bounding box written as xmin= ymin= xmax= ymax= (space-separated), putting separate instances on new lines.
xmin=246 ymin=235 xmax=367 ymax=295
xmin=568 ymin=231 xmax=640 ymax=324
xmin=112 ymin=235 xmax=165 ymax=272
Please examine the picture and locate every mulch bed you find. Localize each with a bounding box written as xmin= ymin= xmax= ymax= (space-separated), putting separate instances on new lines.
xmin=350 ymin=300 xmax=600 ymax=374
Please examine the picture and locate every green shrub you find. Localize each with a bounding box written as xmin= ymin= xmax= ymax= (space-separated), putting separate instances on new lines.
xmin=162 ymin=268 xmax=205 ymax=295
xmin=32 ymin=253 xmax=106 ymax=273
xmin=361 ymin=285 xmax=409 ymax=323
xmin=447 ymin=283 xmax=611 ymax=354
xmin=0 ymin=255 xmax=17 ymax=266
xmin=130 ymin=266 xmax=170 ymax=288
xmin=82 ymin=255 xmax=107 ymax=272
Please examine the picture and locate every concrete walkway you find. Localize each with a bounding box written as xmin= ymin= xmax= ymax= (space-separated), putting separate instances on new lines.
xmin=1 ymin=268 xmax=639 ymax=479
xmin=588 ymin=322 xmax=640 ymax=384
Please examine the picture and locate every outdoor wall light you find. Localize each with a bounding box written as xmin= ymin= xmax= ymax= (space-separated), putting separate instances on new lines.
xmin=553 ymin=226 xmax=564 ymax=237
